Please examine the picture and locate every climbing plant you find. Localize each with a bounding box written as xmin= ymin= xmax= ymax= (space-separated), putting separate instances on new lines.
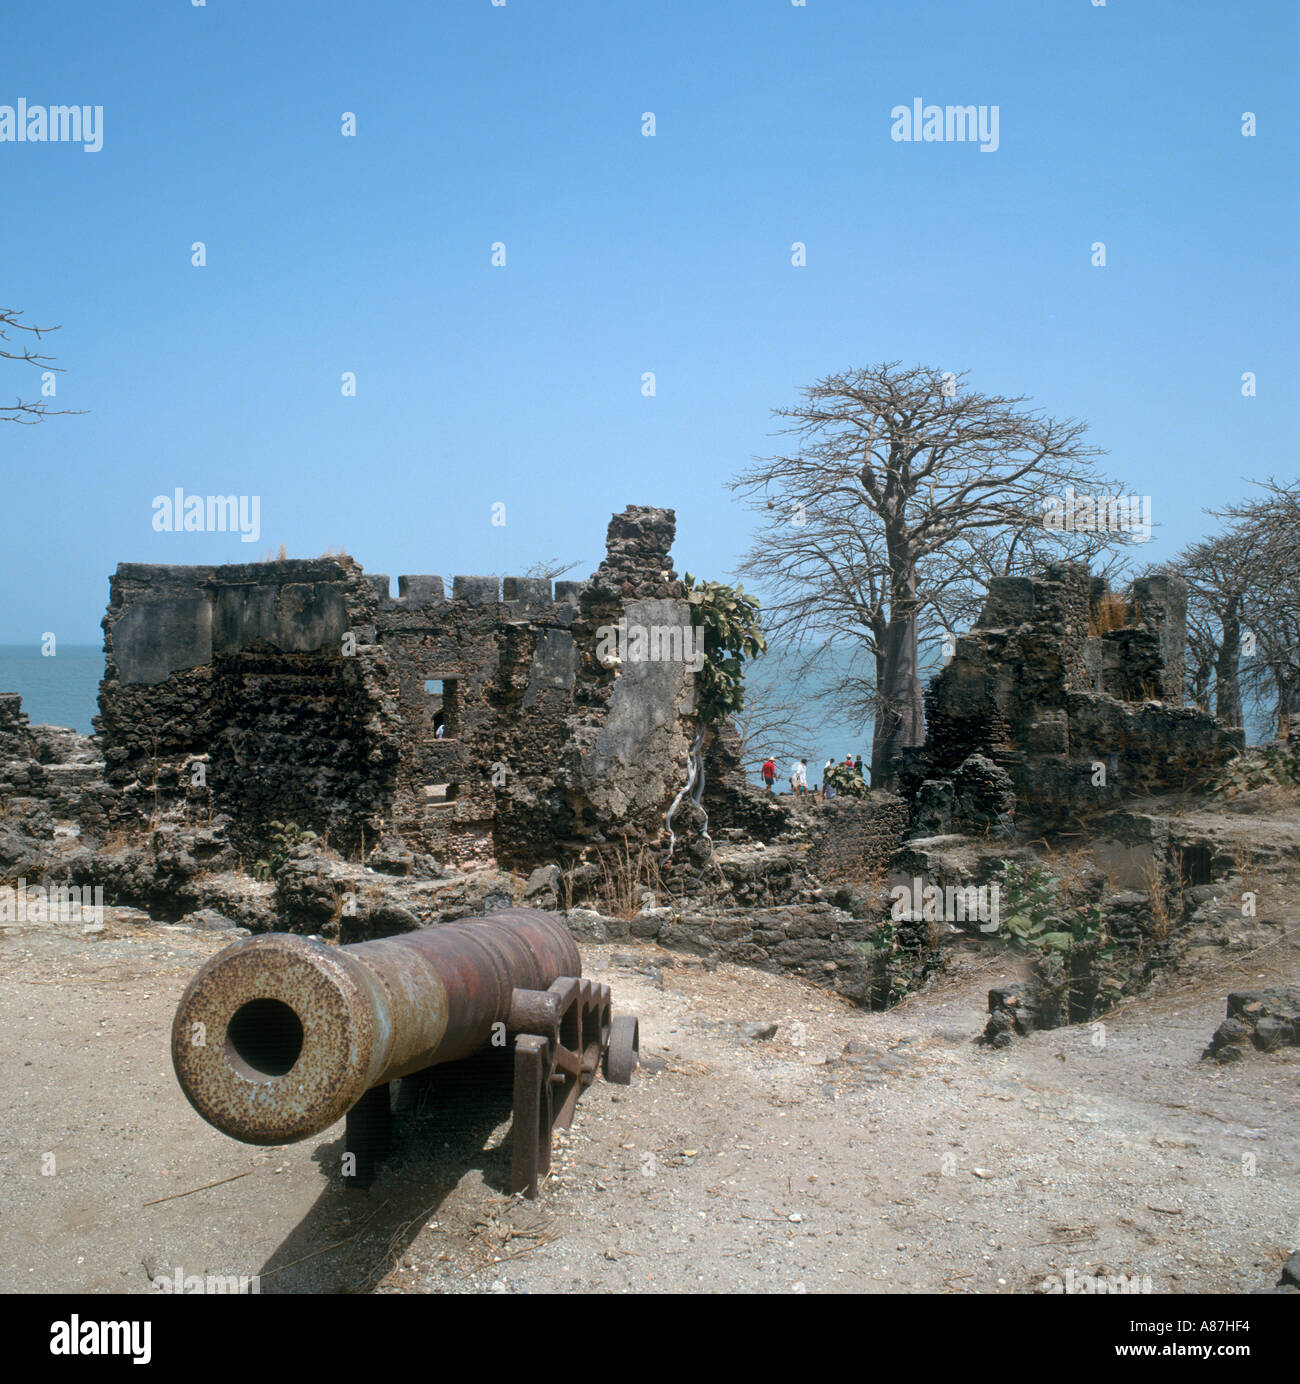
xmin=684 ymin=574 xmax=766 ymax=723
xmin=665 ymin=575 xmax=766 ymax=856
xmin=995 ymin=859 xmax=1103 ymax=955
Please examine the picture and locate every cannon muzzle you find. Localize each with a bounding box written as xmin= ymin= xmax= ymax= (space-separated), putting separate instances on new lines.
xmin=171 ymin=907 xmax=585 ymax=1146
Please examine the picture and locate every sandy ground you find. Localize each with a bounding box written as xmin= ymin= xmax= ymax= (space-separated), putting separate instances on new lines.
xmin=2 ymin=896 xmax=1296 ymax=1297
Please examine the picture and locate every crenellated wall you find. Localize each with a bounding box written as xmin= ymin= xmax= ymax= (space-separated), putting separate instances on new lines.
xmin=96 ymin=507 xmax=700 ymax=867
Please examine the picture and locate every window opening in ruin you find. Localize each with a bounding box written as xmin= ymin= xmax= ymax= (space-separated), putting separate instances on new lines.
xmin=424 ymin=678 xmax=459 ymax=739
xmin=425 ymin=782 xmax=459 ymax=805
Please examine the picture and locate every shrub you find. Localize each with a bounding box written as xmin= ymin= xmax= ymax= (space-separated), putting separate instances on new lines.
xmin=252 ymin=820 xmax=317 ymax=881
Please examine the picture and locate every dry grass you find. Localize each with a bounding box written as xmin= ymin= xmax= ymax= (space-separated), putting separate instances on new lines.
xmin=1231 ymin=842 xmax=1267 ymax=913
xmin=558 ymin=865 xmax=576 ymax=913
xmin=1142 ymin=849 xmax=1178 ymax=942
xmin=1038 ymin=843 xmax=1097 ymax=899
xmin=595 ymin=839 xmax=666 ymax=921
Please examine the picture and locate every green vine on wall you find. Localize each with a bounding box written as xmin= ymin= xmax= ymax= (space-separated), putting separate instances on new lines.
xmin=683 ymin=574 xmax=766 ymax=724
xmin=665 ymin=575 xmax=766 ymax=856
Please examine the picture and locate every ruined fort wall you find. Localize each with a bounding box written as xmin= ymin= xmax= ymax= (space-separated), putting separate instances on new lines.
xmin=919 ymin=564 xmax=1239 ymax=828
xmin=94 ymin=507 xmax=702 ymax=868
xmin=97 ymin=558 xmax=397 ymax=850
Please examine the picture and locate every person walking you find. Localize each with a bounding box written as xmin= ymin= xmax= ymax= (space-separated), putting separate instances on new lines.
xmin=761 ymin=757 xmax=776 ymax=792
xmin=791 ymin=759 xmax=807 ymax=795
xmin=854 ymin=753 xmax=864 ymax=778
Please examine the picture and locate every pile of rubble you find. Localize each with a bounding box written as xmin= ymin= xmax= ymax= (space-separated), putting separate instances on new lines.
xmin=1202 ymin=989 xmax=1300 ymax=1063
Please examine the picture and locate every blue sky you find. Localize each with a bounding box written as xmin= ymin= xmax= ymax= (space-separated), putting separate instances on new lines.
xmin=3 ymin=0 xmax=1296 ymax=643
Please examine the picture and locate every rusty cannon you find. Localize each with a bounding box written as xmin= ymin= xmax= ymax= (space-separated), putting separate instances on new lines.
xmin=171 ymin=907 xmax=638 ymax=1196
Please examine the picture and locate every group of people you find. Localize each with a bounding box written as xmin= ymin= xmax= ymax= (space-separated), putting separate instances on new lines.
xmin=759 ymin=753 xmax=866 ymax=797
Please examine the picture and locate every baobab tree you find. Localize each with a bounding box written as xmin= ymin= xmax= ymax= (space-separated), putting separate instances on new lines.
xmin=1215 ymin=480 xmax=1300 ymax=739
xmin=730 ymin=363 xmax=1132 ymax=787
xmin=1166 ymin=528 xmax=1270 ymax=728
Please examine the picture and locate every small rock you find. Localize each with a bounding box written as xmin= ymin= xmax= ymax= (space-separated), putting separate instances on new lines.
xmin=740 ymin=1021 xmax=779 ymax=1042
xmin=523 ymin=865 xmax=561 ymax=899
xmin=178 ymin=907 xmax=239 ymax=931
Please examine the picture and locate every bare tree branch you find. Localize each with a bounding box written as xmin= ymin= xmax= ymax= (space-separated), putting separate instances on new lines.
xmin=0 ymin=307 xmax=84 ymax=423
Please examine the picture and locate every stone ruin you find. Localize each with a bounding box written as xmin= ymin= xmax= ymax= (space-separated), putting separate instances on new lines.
xmin=907 ymin=561 xmax=1243 ymax=831
xmin=95 ymin=506 xmax=700 ymax=870
xmin=92 ymin=533 xmax=1240 ymax=876
xmin=1 ymin=520 xmax=1276 ymax=1018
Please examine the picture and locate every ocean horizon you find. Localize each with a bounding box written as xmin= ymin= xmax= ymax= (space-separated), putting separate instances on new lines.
xmin=0 ymin=643 xmax=875 ymax=783
xmin=0 ymin=644 xmax=103 ymax=735
xmin=0 ymin=643 xmax=1270 ymax=776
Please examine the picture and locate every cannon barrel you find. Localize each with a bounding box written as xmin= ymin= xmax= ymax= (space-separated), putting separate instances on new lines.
xmin=171 ymin=907 xmax=585 ymax=1147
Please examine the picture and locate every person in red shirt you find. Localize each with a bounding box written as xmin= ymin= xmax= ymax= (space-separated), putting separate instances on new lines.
xmin=760 ymin=757 xmax=776 ymax=791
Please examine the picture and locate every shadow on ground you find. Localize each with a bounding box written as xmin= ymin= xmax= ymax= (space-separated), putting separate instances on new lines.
xmin=256 ymin=1053 xmax=517 ymax=1292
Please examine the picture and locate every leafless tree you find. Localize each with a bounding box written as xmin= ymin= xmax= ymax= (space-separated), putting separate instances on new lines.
xmin=523 ymin=558 xmax=584 ymax=582
xmin=1 ymin=308 xmax=81 ymax=423
xmin=490 ymin=558 xmax=585 ymax=584
xmin=727 ymin=664 xmax=821 ymax=771
xmin=1166 ymin=529 xmax=1269 ymax=727
xmin=730 ymin=363 xmax=1131 ymax=785
xmin=1215 ymin=480 xmax=1300 ymax=738
xmin=1170 ymin=479 xmax=1300 ymax=739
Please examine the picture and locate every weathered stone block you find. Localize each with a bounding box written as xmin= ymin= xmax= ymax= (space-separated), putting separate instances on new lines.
xmin=452 ymin=576 xmax=500 ymax=603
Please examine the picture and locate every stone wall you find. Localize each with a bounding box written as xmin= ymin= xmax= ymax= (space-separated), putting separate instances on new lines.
xmin=0 ymin=693 xmax=32 ymax=757
xmin=0 ymin=692 xmax=112 ymax=876
xmin=95 ymin=507 xmax=701 ymax=868
xmin=918 ymin=563 xmax=1241 ymax=830
xmin=98 ymin=558 xmax=396 ymax=852
xmin=800 ymin=795 xmax=911 ymax=882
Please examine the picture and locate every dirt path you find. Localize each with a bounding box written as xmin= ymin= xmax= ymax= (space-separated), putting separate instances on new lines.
xmin=1 ymin=912 xmax=1295 ymax=1295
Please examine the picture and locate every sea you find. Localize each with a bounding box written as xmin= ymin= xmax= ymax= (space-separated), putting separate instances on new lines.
xmin=0 ymin=645 xmax=104 ymax=735
xmin=0 ymin=644 xmax=874 ymax=787
xmin=0 ymin=644 xmax=1266 ymax=785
